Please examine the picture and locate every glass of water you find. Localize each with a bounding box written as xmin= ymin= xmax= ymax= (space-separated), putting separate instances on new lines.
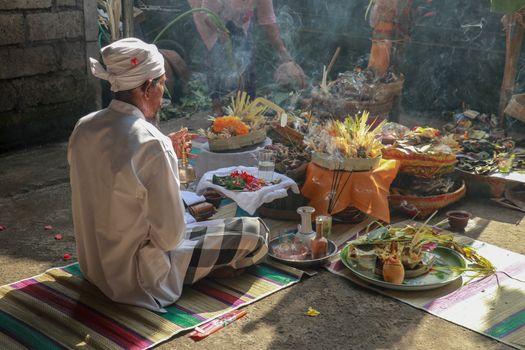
xmin=258 ymin=149 xmax=275 ymax=182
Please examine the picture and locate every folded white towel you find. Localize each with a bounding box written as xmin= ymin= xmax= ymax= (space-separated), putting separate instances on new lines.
xmin=181 ymin=190 xmax=206 ymax=206
xmin=195 ymin=166 xmax=300 ymax=215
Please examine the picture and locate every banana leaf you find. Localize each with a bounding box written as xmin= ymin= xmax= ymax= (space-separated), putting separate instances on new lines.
xmin=491 ymin=0 xmax=525 ymax=14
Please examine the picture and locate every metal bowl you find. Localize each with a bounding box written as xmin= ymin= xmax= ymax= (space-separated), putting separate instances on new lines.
xmin=268 ymin=232 xmax=338 ymax=268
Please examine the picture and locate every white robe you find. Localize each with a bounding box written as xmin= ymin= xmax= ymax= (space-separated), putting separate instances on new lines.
xmin=68 ymin=100 xmax=195 ymax=312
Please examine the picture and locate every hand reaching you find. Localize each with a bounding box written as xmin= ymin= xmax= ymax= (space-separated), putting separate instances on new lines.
xmin=168 ymin=128 xmax=198 ymax=159
xmin=274 ymin=61 xmax=307 ymax=89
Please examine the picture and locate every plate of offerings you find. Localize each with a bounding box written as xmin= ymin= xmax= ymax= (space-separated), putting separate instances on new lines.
xmin=268 ymin=231 xmax=338 ymax=268
xmin=211 ymin=170 xmax=278 ymax=192
xmin=339 ymin=223 xmax=473 ymax=291
xmin=381 ymin=126 xmax=460 ymax=178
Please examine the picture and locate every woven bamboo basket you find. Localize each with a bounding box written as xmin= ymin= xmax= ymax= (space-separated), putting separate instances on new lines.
xmin=311 ymin=93 xmax=395 ymax=120
xmin=268 ymin=122 xmax=304 ymax=146
xmin=455 ymin=169 xmax=507 ymax=198
xmin=389 ymin=181 xmax=466 ymax=219
xmin=382 ymin=147 xmax=457 ymax=178
xmin=312 ymin=152 xmax=381 ymax=172
xmin=311 ymin=77 xmax=404 ymax=120
xmin=208 ymin=128 xmax=267 ymax=152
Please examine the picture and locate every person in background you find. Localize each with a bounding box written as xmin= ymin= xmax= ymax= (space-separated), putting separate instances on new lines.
xmin=68 ymin=38 xmax=269 ymax=312
xmin=188 ymin=0 xmax=307 ymax=115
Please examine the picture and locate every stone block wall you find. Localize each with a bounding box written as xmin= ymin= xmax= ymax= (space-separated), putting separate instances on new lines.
xmin=0 ymin=0 xmax=99 ymax=152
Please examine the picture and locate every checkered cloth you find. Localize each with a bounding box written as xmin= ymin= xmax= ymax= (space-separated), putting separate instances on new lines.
xmin=184 ymin=217 xmax=269 ymax=284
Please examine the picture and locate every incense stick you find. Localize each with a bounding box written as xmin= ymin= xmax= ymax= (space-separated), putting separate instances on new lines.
xmin=326 ymin=47 xmax=341 ymax=80
xmin=331 ymin=170 xmax=353 ymax=214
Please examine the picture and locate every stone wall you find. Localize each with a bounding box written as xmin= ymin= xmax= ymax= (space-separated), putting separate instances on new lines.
xmin=0 ymin=0 xmax=99 ymax=152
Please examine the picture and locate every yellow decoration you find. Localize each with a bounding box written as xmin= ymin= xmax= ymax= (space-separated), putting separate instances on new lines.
xmin=211 ymin=116 xmax=250 ymax=136
xmin=305 ymin=111 xmax=385 ymax=159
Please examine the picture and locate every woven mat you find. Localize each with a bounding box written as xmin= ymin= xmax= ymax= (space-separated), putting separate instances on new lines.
xmin=0 ymin=260 xmax=304 ymax=349
xmin=325 ymin=225 xmax=525 ymax=350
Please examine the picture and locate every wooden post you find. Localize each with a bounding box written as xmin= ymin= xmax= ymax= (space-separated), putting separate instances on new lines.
xmin=121 ymin=0 xmax=134 ymax=38
xmin=498 ymin=12 xmax=525 ymax=126
xmin=390 ymin=0 xmax=414 ymax=123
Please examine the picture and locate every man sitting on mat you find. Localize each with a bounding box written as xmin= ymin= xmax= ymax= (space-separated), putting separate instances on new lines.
xmin=68 ymin=38 xmax=268 ymax=312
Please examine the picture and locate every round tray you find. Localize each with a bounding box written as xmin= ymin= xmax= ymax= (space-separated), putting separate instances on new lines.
xmin=382 ymin=147 xmax=457 ymax=178
xmin=340 ymin=245 xmax=465 ymax=291
xmin=268 ymin=232 xmax=338 ymax=268
xmin=208 ymin=128 xmax=267 ymax=152
xmin=389 ymin=181 xmax=466 ymax=218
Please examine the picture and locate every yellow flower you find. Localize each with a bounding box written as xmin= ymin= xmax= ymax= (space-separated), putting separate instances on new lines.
xmin=305 ymin=307 xmax=320 ymax=317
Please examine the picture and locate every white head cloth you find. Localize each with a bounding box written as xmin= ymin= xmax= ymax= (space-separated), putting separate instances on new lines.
xmin=89 ymin=38 xmax=165 ymax=92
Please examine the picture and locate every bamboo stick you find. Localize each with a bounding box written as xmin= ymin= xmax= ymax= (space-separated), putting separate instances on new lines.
xmin=122 ymin=0 xmax=133 ymax=37
xmin=326 ymin=47 xmax=341 ymax=79
xmin=498 ymin=12 xmax=525 ymax=126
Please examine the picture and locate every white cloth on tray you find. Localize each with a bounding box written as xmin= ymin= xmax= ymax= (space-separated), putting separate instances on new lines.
xmin=195 ymin=165 xmax=300 ymax=215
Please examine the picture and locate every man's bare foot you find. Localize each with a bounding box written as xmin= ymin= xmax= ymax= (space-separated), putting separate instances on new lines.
xmin=208 ymin=266 xmax=246 ymax=279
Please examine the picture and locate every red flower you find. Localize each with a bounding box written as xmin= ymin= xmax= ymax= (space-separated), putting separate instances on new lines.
xmin=44 ymin=225 xmax=53 ymax=230
xmin=0 ymin=224 xmax=6 ymax=231
xmin=54 ymin=234 xmax=63 ymax=240
xmin=130 ymin=57 xmax=139 ymax=66
xmin=63 ymin=253 xmax=72 ymax=261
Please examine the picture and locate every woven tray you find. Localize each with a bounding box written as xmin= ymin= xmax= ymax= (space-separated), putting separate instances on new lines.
xmin=382 ymin=147 xmax=457 ymax=178
xmin=312 ymin=152 xmax=381 ymax=172
xmin=455 ymin=169 xmax=507 ymax=198
xmin=208 ymin=128 xmax=267 ymax=152
xmin=389 ymin=181 xmax=466 ymax=219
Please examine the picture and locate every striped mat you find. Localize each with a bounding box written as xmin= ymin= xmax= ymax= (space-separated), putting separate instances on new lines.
xmin=0 ymin=260 xmax=304 ymax=349
xmin=327 ymin=229 xmax=525 ymax=350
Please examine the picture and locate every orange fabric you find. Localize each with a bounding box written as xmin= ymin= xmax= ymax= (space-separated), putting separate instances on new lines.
xmin=301 ymin=160 xmax=400 ymax=223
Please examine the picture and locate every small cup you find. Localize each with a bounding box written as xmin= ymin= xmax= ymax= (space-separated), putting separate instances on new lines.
xmin=446 ymin=210 xmax=471 ymax=231
xmin=258 ymin=149 xmax=275 ymax=182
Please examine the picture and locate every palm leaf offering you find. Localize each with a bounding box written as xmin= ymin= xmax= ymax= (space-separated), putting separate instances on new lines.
xmin=347 ymin=219 xmax=496 ymax=283
xmin=305 ymin=111 xmax=385 ymax=159
xmin=200 ymin=91 xmax=279 ymax=139
xmin=225 ymin=91 xmax=269 ymax=130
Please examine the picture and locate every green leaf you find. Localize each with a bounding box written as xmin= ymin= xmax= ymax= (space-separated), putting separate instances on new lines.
xmin=490 ymin=0 xmax=525 ymax=14
xmin=367 ymin=227 xmax=388 ymax=241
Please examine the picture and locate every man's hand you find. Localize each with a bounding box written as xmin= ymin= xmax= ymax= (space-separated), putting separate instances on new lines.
xmin=168 ymin=128 xmax=198 ymax=159
xmin=274 ymin=61 xmax=307 ymax=89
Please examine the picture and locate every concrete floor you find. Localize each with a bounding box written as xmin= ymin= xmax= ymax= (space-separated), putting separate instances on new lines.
xmin=0 ymin=114 xmax=523 ymax=350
